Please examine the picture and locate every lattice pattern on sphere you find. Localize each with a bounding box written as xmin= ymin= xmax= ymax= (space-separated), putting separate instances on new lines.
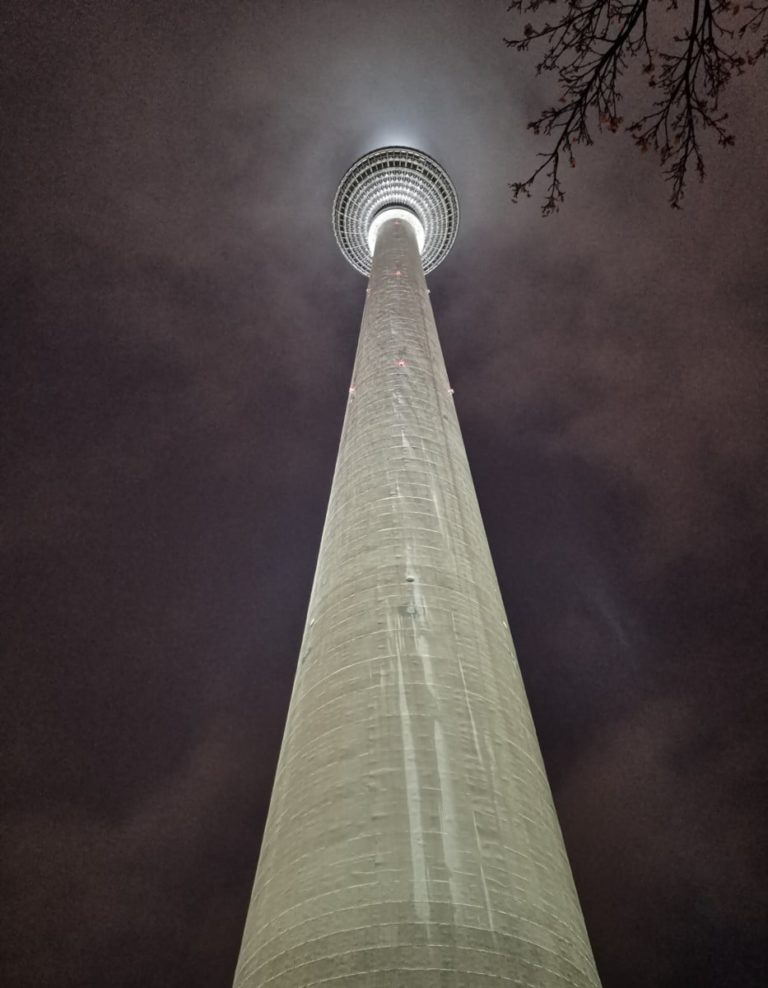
xmin=333 ymin=146 xmax=459 ymax=275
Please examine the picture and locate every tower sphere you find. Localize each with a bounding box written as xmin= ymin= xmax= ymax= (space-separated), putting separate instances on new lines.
xmin=332 ymin=146 xmax=459 ymax=276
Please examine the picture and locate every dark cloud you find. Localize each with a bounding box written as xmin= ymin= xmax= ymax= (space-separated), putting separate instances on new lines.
xmin=558 ymin=695 xmax=767 ymax=987
xmin=1 ymin=1 xmax=766 ymax=986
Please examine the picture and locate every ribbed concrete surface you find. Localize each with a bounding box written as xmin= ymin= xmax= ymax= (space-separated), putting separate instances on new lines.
xmin=233 ymin=219 xmax=601 ymax=987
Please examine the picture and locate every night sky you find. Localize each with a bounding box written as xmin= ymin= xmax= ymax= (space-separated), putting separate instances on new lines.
xmin=2 ymin=2 xmax=767 ymax=986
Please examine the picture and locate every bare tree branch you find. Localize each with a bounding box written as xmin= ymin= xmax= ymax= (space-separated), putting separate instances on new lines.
xmin=505 ymin=0 xmax=767 ymax=213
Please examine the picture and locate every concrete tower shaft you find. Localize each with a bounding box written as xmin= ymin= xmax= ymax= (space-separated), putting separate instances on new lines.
xmin=232 ymin=213 xmax=601 ymax=987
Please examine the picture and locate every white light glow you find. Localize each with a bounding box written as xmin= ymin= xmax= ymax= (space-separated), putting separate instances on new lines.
xmin=368 ymin=129 xmax=421 ymax=152
xmin=368 ymin=208 xmax=426 ymax=254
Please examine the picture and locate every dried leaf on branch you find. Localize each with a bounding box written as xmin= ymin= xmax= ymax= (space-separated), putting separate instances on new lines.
xmin=505 ymin=0 xmax=768 ymax=213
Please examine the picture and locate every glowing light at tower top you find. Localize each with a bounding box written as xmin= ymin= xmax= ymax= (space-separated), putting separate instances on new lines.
xmin=332 ymin=146 xmax=459 ymax=276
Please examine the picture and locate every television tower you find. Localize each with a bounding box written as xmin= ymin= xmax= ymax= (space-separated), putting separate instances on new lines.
xmin=233 ymin=147 xmax=601 ymax=987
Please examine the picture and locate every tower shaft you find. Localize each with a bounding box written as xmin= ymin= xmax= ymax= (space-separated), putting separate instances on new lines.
xmin=233 ymin=218 xmax=601 ymax=986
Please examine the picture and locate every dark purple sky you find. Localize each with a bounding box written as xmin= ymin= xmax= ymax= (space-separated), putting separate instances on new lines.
xmin=2 ymin=2 xmax=767 ymax=986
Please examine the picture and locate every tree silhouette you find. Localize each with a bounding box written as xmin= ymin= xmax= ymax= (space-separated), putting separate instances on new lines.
xmin=505 ymin=0 xmax=768 ymax=213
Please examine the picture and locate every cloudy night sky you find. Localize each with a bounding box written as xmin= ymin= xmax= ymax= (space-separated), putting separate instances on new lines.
xmin=2 ymin=1 xmax=767 ymax=986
